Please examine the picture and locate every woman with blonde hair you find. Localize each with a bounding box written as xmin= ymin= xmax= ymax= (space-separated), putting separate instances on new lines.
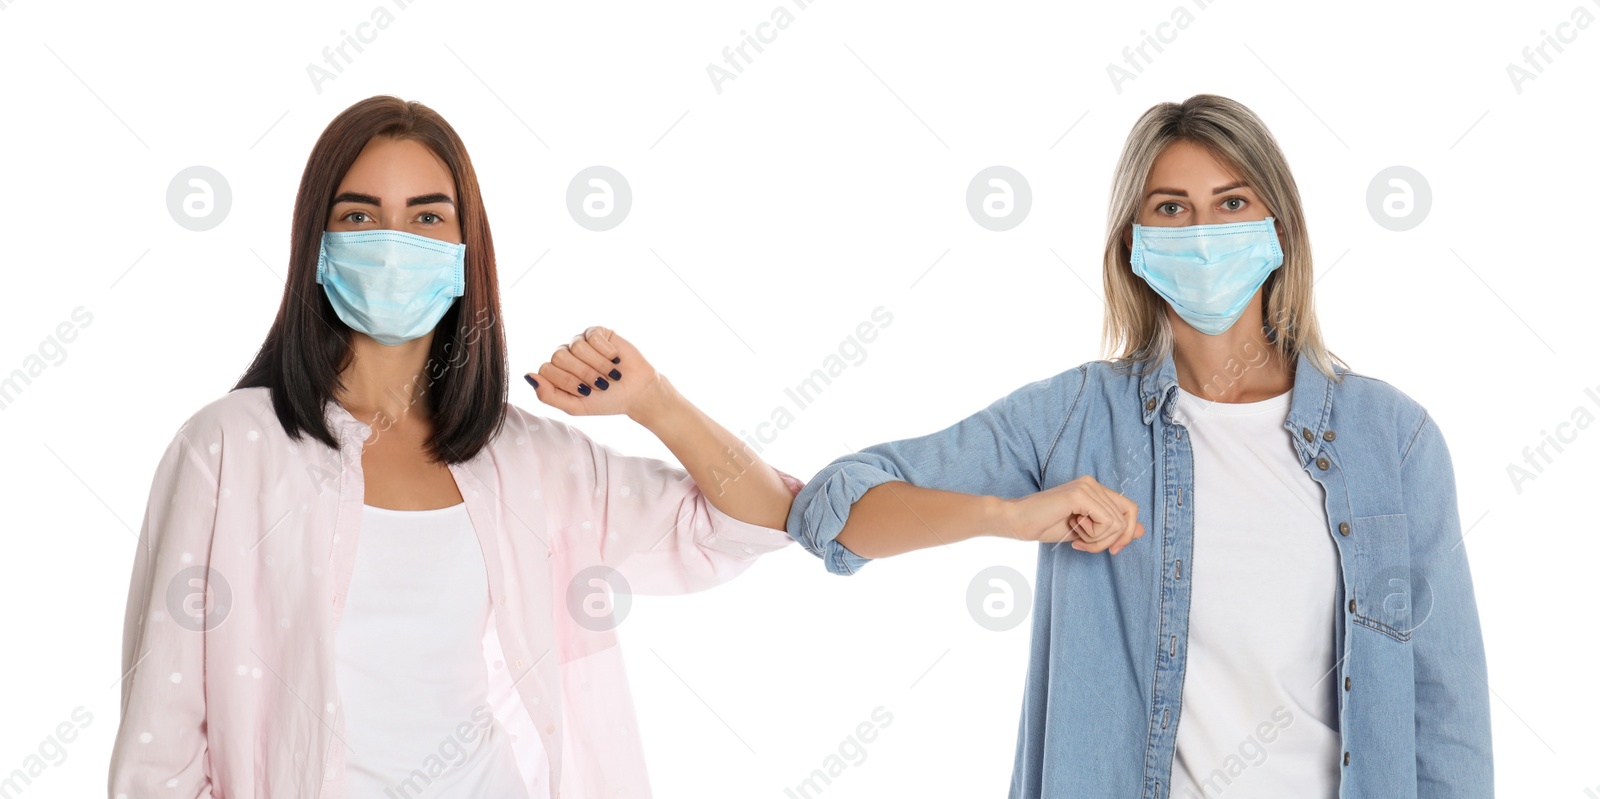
xmin=786 ymin=93 xmax=1492 ymax=797
xmin=108 ymin=95 xmax=800 ymax=798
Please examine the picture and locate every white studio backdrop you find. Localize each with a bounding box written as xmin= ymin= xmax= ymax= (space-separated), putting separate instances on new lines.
xmin=1 ymin=1 xmax=1596 ymax=796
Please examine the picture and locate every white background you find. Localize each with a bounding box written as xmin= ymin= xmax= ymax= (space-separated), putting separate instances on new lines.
xmin=1 ymin=0 xmax=1596 ymax=796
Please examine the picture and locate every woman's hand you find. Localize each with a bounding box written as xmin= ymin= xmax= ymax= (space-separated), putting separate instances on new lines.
xmin=527 ymin=325 xmax=795 ymax=530
xmin=526 ymin=326 xmax=668 ymax=420
xmin=1002 ymin=475 xmax=1145 ymax=555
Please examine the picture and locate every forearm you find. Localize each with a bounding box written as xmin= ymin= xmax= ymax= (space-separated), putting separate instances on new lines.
xmin=628 ymin=375 xmax=793 ymax=529
xmin=836 ymin=480 xmax=1011 ymax=559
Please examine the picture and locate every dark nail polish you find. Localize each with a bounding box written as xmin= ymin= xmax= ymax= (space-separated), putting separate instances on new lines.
xmin=594 ymin=377 xmax=610 ymax=390
xmin=524 ymin=375 xmax=539 ymax=390
xmin=577 ymin=383 xmax=591 ymax=396
xmin=611 ymin=357 xmax=620 ymax=364
xmin=608 ymin=369 xmax=621 ymax=380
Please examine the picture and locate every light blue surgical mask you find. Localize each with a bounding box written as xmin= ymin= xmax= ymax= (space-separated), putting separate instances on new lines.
xmin=316 ymin=230 xmax=466 ymax=347
xmin=1129 ymin=216 xmax=1283 ymax=336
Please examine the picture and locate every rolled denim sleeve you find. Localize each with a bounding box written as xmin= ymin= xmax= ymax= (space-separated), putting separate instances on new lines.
xmin=1401 ymin=410 xmax=1493 ymax=796
xmin=787 ymin=366 xmax=1086 ymax=575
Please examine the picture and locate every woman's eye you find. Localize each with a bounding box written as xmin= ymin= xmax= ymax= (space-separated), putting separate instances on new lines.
xmin=1158 ymin=202 xmax=1182 ymax=216
xmin=1222 ymin=197 xmax=1246 ymax=211
xmin=344 ymin=211 xmax=370 ymax=224
xmin=420 ymin=212 xmax=442 ymax=224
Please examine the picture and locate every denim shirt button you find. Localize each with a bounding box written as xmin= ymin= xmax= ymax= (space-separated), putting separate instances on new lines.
xmin=1348 ymin=598 xmax=1356 ymax=612
xmin=1344 ymin=675 xmax=1352 ymax=691
xmin=1145 ymin=396 xmax=1157 ymax=411
xmin=1343 ymin=751 xmax=1351 ymax=766
xmin=1301 ymin=427 xmax=1313 ymax=442
xmin=1323 ymin=429 xmax=1336 ymax=441
xmin=1338 ymin=521 xmax=1350 ymax=536
xmin=1316 ymin=456 xmax=1330 ymax=470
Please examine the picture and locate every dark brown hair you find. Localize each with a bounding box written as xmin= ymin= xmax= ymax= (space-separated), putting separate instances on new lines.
xmin=233 ymin=95 xmax=508 ymax=464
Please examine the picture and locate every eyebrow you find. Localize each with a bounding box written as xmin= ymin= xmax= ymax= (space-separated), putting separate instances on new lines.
xmin=331 ymin=191 xmax=455 ymax=208
xmin=1145 ymin=182 xmax=1250 ymax=200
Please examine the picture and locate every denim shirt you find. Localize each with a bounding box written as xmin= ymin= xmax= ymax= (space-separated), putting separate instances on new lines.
xmin=786 ymin=348 xmax=1493 ymax=798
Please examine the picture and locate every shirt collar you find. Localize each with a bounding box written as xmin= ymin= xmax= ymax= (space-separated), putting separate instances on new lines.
xmin=322 ymin=398 xmax=373 ymax=449
xmin=1137 ymin=346 xmax=1338 ymax=461
xmin=320 ymin=397 xmax=486 ymax=473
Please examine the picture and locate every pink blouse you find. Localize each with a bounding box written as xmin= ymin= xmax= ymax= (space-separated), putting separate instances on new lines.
xmin=108 ymin=387 xmax=801 ymax=798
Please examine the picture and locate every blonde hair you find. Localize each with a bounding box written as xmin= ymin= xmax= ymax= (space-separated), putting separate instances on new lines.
xmin=1099 ymin=93 xmax=1346 ymax=383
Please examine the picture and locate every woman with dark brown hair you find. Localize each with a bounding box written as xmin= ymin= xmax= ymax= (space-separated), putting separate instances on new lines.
xmin=108 ymin=95 xmax=800 ymax=798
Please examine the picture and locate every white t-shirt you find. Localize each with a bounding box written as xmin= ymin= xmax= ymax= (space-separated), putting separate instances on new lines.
xmin=1167 ymin=385 xmax=1341 ymax=799
xmin=334 ymin=501 xmax=547 ymax=798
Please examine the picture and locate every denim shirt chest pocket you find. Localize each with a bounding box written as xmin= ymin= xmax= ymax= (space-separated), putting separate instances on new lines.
xmin=1350 ymin=512 xmax=1421 ymax=643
